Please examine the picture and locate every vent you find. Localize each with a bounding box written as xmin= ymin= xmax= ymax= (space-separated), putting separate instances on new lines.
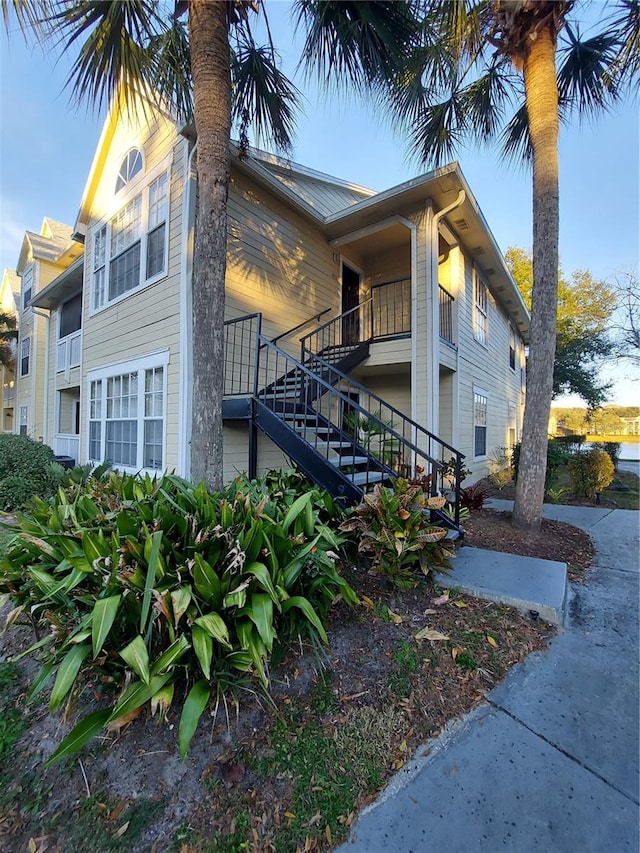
xmin=485 ymin=268 xmax=496 ymax=276
xmin=453 ymin=217 xmax=469 ymax=230
xmin=472 ymin=246 xmax=486 ymax=255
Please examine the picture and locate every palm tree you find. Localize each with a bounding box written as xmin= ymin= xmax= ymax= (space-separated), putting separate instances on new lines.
xmin=392 ymin=0 xmax=637 ymax=530
xmin=4 ymin=0 xmax=417 ymax=490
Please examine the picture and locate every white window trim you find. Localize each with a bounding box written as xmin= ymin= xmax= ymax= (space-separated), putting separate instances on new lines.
xmin=115 ymin=147 xmax=145 ymax=195
xmin=473 ymin=268 xmax=488 ymax=348
xmin=508 ymin=400 xmax=518 ymax=447
xmin=89 ymin=156 xmax=171 ymax=317
xmin=473 ymin=385 xmax=488 ymax=460
xmin=20 ymin=336 xmax=31 ymax=377
xmin=86 ymin=350 xmax=169 ymax=474
xmin=22 ymin=264 xmax=34 ymax=310
xmin=508 ymin=322 xmax=517 ymax=372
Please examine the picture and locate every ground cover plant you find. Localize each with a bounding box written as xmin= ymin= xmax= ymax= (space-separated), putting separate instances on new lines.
xmin=0 ymin=468 xmax=357 ymax=766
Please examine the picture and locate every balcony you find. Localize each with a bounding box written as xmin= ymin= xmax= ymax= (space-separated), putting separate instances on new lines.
xmin=54 ymin=433 xmax=79 ymax=464
xmin=56 ymin=330 xmax=81 ymax=374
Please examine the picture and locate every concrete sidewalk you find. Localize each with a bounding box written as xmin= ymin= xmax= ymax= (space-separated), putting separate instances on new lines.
xmin=337 ymin=505 xmax=640 ymax=852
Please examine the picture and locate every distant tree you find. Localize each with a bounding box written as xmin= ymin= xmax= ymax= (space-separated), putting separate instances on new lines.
xmin=609 ymin=270 xmax=640 ymax=364
xmin=506 ymin=247 xmax=616 ymax=408
xmin=0 ymin=311 xmax=17 ymax=367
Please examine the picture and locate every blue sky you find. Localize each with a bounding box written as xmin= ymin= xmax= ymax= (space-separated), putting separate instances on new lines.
xmin=1 ymin=2 xmax=638 ymax=404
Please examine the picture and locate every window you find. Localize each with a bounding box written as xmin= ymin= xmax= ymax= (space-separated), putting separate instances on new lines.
xmin=88 ymin=355 xmax=166 ymax=471
xmin=19 ymin=406 xmax=28 ymax=436
xmin=508 ymin=402 xmax=518 ymax=447
xmin=20 ymin=337 xmax=30 ymax=376
xmin=473 ymin=272 xmax=488 ymax=345
xmin=59 ymin=292 xmax=83 ymax=338
xmin=509 ymin=323 xmax=516 ymax=370
xmin=115 ymin=148 xmax=143 ymax=193
xmin=474 ymin=390 xmax=487 ymax=458
xmin=92 ymin=170 xmax=169 ymax=311
xmin=22 ymin=266 xmax=33 ymax=309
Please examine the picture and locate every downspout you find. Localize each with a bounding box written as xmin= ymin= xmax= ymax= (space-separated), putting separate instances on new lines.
xmin=178 ymin=140 xmax=198 ymax=479
xmin=425 ymin=191 xmax=465 ymax=438
xmin=32 ymin=307 xmax=50 ymax=446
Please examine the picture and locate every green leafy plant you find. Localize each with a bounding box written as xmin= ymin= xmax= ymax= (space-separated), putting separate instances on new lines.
xmin=569 ymin=449 xmax=615 ymax=501
xmin=545 ymin=486 xmax=568 ymax=504
xmin=511 ymin=438 xmax=571 ymax=491
xmin=460 ymin=482 xmax=493 ymax=511
xmin=0 ymin=435 xmax=64 ymax=510
xmin=592 ymin=441 xmax=621 ymax=471
xmin=339 ymin=479 xmax=454 ymax=589
xmin=0 ymin=470 xmax=356 ymax=763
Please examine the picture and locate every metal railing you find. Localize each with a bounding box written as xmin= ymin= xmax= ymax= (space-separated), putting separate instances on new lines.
xmin=270 ymin=307 xmax=332 ymax=346
xmin=223 ymin=314 xmax=465 ymax=524
xmin=372 ymin=278 xmax=411 ymax=338
xmin=439 ymin=285 xmax=455 ymax=344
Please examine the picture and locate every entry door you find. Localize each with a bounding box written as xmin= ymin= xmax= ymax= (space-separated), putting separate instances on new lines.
xmin=341 ymin=263 xmax=360 ymax=345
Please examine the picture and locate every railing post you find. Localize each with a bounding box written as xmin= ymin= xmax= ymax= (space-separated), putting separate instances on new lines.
xmin=253 ymin=313 xmax=262 ymax=397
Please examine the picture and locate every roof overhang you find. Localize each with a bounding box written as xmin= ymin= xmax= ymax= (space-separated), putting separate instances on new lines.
xmin=31 ymin=256 xmax=84 ymax=310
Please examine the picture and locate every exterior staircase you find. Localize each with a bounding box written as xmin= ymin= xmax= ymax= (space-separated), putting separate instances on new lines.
xmin=222 ymin=311 xmax=465 ymax=532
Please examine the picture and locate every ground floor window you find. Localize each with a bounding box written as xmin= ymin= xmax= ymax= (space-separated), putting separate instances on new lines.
xmin=508 ymin=401 xmax=518 ymax=447
xmin=473 ymin=389 xmax=488 ymax=458
xmin=87 ymin=352 xmax=167 ymax=471
xmin=19 ymin=405 xmax=28 ymax=436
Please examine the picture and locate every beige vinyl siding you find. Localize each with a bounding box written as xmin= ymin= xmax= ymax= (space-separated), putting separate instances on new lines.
xmin=222 ymin=425 xmax=291 ymax=483
xmin=368 ymin=245 xmax=411 ymax=287
xmin=81 ymin=112 xmax=185 ymax=470
xmin=455 ymin=253 xmax=523 ymax=482
xmin=226 ymin=171 xmax=340 ymax=356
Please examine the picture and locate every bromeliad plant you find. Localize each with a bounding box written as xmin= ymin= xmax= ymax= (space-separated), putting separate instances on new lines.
xmin=339 ymin=479 xmax=455 ymax=589
xmin=0 ymin=470 xmax=356 ymax=763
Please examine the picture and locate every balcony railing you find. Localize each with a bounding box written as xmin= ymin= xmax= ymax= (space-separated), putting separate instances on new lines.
xmin=56 ymin=330 xmax=81 ymax=374
xmin=3 ymin=384 xmax=15 ymax=403
xmin=371 ymin=279 xmax=411 ymax=338
xmin=54 ymin=433 xmax=79 ymax=464
xmin=439 ymin=285 xmax=455 ymax=344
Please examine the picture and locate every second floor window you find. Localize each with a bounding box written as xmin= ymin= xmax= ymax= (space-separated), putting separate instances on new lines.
xmin=509 ymin=323 xmax=516 ymax=370
xmin=59 ymin=292 xmax=83 ymax=338
xmin=22 ymin=266 xmax=33 ymax=309
xmin=473 ymin=273 xmax=488 ymax=346
xmin=92 ymin=171 xmax=169 ymax=311
xmin=20 ymin=337 xmax=30 ymax=376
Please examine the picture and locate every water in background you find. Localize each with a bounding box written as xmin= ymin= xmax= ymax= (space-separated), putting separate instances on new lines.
xmin=618 ymin=443 xmax=640 ymax=461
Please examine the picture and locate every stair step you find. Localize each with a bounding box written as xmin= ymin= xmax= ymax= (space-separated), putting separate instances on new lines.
xmin=346 ymin=470 xmax=388 ymax=486
xmin=333 ymin=456 xmax=369 ymax=468
xmin=293 ymin=425 xmax=333 ymax=435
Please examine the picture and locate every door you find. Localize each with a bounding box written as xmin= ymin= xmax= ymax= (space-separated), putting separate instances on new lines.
xmin=341 ymin=263 xmax=360 ymax=345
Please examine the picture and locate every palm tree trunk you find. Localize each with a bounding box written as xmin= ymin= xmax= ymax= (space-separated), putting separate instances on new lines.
xmin=512 ymin=23 xmax=559 ymax=531
xmin=188 ymin=0 xmax=231 ymax=491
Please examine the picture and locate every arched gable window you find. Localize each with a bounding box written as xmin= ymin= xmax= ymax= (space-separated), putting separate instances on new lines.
xmin=115 ymin=148 xmax=143 ymax=193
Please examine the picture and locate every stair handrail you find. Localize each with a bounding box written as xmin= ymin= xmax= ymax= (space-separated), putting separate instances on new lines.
xmin=257 ymin=333 xmax=442 ymax=475
xmin=299 ymin=297 xmax=374 ymax=360
xmin=270 ymin=307 xmax=333 ymax=346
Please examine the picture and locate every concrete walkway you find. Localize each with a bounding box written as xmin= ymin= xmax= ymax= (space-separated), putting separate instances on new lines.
xmin=337 ymin=505 xmax=639 ymax=852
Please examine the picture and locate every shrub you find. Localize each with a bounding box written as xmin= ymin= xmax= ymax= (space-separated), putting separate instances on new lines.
xmin=339 ymin=479 xmax=455 ymax=589
xmin=0 ymin=470 xmax=357 ymax=763
xmin=0 ymin=435 xmax=63 ymax=510
xmin=460 ymin=481 xmax=493 ymax=510
xmin=511 ymin=438 xmax=571 ymax=491
xmin=592 ymin=442 xmax=621 ymax=471
xmin=569 ymin=449 xmax=615 ymax=500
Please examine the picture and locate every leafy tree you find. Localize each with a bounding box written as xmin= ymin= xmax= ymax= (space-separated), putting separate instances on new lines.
xmin=0 ymin=311 xmax=17 ymax=367
xmin=4 ymin=0 xmax=417 ymax=491
xmin=506 ymin=247 xmax=616 ymax=408
xmin=390 ymin=0 xmax=638 ymax=530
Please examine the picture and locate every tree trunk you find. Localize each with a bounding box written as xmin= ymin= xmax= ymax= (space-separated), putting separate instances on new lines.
xmin=512 ymin=23 xmax=559 ymax=531
xmin=188 ymin=0 xmax=231 ymax=491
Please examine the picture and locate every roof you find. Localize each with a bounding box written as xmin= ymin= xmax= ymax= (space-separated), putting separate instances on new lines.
xmin=17 ymin=219 xmax=78 ymax=272
xmin=31 ymin=255 xmax=84 ymax=309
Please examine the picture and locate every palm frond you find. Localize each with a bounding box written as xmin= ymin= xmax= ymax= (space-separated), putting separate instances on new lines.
xmin=409 ymin=93 xmax=468 ymax=167
xmin=458 ymin=59 xmax=517 ymax=141
xmin=606 ymin=0 xmax=640 ymax=87
xmin=1 ymin=0 xmax=55 ymax=40
xmin=294 ymin=0 xmax=419 ymax=91
xmin=231 ymin=37 xmax=301 ymax=152
xmin=46 ymin=0 xmax=164 ymax=114
xmin=149 ymin=18 xmax=193 ymax=124
xmin=499 ymin=101 xmax=531 ymax=164
xmin=424 ymin=0 xmax=487 ymax=64
xmin=557 ymin=22 xmax=621 ymax=121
